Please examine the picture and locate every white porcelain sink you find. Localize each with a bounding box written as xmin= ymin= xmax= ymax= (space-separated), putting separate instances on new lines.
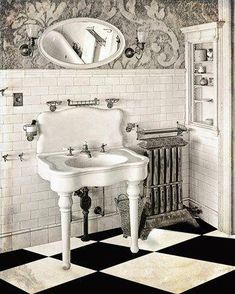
xmin=37 ymin=148 xmax=148 ymax=191
xmin=36 ymin=107 xmax=149 ymax=270
xmin=65 ymin=152 xmax=127 ymax=168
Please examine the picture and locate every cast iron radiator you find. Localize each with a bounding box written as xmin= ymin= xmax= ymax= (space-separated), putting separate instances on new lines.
xmin=143 ymin=138 xmax=185 ymax=215
xmin=138 ymin=135 xmax=199 ymax=239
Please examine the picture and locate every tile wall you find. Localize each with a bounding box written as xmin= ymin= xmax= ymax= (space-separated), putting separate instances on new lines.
xmin=0 ymin=68 xmax=188 ymax=252
xmin=188 ymin=131 xmax=218 ymax=227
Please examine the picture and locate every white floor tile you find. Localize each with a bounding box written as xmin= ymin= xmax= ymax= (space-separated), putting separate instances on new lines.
xmin=101 ymin=228 xmax=198 ymax=251
xmin=0 ymin=257 xmax=94 ymax=294
xmin=25 ymin=237 xmax=95 ymax=256
xmin=102 ymin=252 xmax=235 ymax=293
xmin=205 ymin=230 xmax=235 ymax=239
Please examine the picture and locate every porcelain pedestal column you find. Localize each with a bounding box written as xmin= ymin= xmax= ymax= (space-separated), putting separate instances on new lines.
xmin=58 ymin=193 xmax=73 ymax=270
xmin=127 ymin=181 xmax=140 ymax=253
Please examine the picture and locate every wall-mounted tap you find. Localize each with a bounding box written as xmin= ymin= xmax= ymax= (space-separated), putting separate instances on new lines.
xmin=18 ymin=152 xmax=24 ymax=161
xmin=0 ymin=87 xmax=8 ymax=96
xmin=80 ymin=142 xmax=92 ymax=158
xmin=2 ymin=154 xmax=9 ymax=162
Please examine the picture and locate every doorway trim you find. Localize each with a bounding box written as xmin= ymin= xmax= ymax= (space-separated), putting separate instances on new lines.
xmin=218 ymin=0 xmax=232 ymax=233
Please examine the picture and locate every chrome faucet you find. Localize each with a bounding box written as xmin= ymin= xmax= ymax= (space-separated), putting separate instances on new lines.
xmin=80 ymin=142 xmax=92 ymax=158
xmin=100 ymin=143 xmax=107 ymax=153
xmin=2 ymin=154 xmax=8 ymax=162
xmin=65 ymin=147 xmax=74 ymax=156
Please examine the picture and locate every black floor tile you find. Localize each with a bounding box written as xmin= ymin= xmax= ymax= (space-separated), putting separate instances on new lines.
xmin=182 ymin=270 xmax=235 ymax=293
xmin=52 ymin=242 xmax=150 ymax=270
xmin=37 ymin=272 xmax=170 ymax=293
xmin=0 ymin=279 xmax=27 ymax=293
xmin=161 ymin=218 xmax=216 ymax=235
xmin=0 ymin=249 xmax=46 ymax=271
xmin=159 ymin=235 xmax=235 ymax=266
xmin=82 ymin=227 xmax=123 ymax=241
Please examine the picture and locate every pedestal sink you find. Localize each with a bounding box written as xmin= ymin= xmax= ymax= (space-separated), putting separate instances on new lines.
xmin=36 ymin=107 xmax=148 ymax=269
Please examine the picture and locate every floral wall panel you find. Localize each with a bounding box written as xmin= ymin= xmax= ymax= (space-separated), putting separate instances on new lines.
xmin=1 ymin=0 xmax=218 ymax=69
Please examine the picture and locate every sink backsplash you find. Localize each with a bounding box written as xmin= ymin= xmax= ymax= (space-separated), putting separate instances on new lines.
xmin=0 ymin=68 xmax=188 ymax=252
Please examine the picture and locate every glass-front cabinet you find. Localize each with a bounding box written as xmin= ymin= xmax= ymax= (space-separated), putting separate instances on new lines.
xmin=181 ymin=22 xmax=222 ymax=133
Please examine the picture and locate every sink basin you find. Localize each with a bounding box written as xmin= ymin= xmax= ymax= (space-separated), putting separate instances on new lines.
xmin=37 ymin=148 xmax=148 ymax=189
xmin=65 ymin=152 xmax=128 ymax=168
xmin=36 ymin=107 xmax=148 ymax=270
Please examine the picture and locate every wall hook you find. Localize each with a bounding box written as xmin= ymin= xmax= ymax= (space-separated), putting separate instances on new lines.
xmin=18 ymin=152 xmax=24 ymax=161
xmin=105 ymin=98 xmax=119 ymax=108
xmin=2 ymin=154 xmax=9 ymax=162
xmin=0 ymin=87 xmax=8 ymax=96
xmin=126 ymin=123 xmax=137 ymax=132
xmin=46 ymin=100 xmax=62 ymax=112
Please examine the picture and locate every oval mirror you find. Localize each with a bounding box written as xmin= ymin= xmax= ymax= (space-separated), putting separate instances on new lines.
xmin=39 ymin=17 xmax=125 ymax=69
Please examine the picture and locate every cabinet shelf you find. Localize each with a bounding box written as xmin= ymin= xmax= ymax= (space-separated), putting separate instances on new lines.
xmin=194 ymin=99 xmax=214 ymax=103
xmin=193 ymin=121 xmax=213 ymax=128
xmin=181 ymin=22 xmax=219 ymax=133
xmin=194 ymin=72 xmax=213 ymax=76
xmin=194 ymin=85 xmax=214 ymax=88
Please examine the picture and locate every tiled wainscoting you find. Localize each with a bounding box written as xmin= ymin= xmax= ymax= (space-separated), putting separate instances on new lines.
xmin=189 ymin=131 xmax=218 ymax=227
xmin=0 ymin=69 xmax=188 ymax=252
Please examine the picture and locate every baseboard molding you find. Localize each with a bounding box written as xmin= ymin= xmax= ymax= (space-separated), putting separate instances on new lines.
xmin=183 ymin=198 xmax=218 ymax=228
xmin=0 ymin=211 xmax=118 ymax=238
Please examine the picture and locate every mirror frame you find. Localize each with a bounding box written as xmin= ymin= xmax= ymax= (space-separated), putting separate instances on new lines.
xmin=38 ymin=17 xmax=125 ymax=69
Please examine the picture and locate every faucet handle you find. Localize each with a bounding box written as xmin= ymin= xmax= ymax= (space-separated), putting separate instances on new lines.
xmin=82 ymin=141 xmax=89 ymax=151
xmin=63 ymin=146 xmax=74 ymax=156
xmin=100 ymin=143 xmax=107 ymax=153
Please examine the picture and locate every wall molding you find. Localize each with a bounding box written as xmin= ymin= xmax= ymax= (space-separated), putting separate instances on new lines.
xmin=218 ymin=0 xmax=233 ymax=234
xmin=0 ymin=69 xmax=186 ymax=76
xmin=0 ymin=212 xmax=118 ymax=239
xmin=183 ymin=197 xmax=218 ymax=214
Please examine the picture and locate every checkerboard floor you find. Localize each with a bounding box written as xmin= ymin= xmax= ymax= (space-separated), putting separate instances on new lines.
xmin=1 ymin=219 xmax=235 ymax=293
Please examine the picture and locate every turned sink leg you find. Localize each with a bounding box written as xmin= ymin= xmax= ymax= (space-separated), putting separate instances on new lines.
xmin=58 ymin=193 xmax=73 ymax=270
xmin=127 ymin=181 xmax=140 ymax=253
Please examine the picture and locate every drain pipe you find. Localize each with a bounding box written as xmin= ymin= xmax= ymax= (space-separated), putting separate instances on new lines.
xmin=74 ymin=187 xmax=92 ymax=242
xmin=94 ymin=187 xmax=105 ymax=216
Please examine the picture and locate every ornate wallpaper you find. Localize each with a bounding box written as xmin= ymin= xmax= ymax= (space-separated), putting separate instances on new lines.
xmin=0 ymin=0 xmax=218 ymax=69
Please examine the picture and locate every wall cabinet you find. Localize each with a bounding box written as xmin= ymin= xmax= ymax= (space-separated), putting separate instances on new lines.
xmin=181 ymin=22 xmax=223 ymax=134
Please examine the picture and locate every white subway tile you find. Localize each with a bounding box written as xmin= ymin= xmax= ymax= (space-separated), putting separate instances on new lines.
xmin=49 ymin=86 xmax=66 ymax=95
xmin=31 ymin=87 xmax=49 ymax=96
xmin=57 ymin=77 xmax=74 ymax=86
xmin=73 ymin=77 xmax=90 ymax=85
xmin=13 ymin=211 xmax=30 ymax=223
xmin=0 ymin=69 xmax=191 ymax=251
xmin=38 ymin=216 xmax=56 ymax=227
xmin=31 ymin=229 xmax=49 ymax=246
xmin=23 ymin=78 xmax=41 ymax=87
xmin=105 ymin=77 xmax=120 ymax=85
xmin=20 ymin=219 xmax=38 ymax=230
xmin=12 ymin=232 xmax=31 ymax=250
